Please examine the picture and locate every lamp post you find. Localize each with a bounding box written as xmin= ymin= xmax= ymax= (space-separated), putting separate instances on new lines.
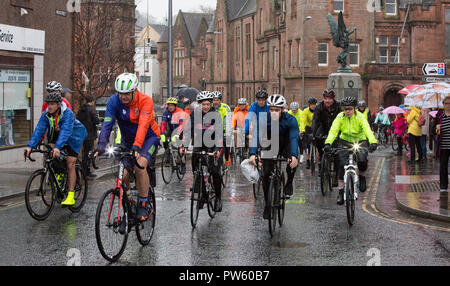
xmin=301 ymin=16 xmax=312 ymax=107
xmin=168 ymin=0 xmax=173 ymax=100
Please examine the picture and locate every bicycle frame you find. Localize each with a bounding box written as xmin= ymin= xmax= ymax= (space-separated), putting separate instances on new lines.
xmin=343 ymin=152 xmax=359 ymax=202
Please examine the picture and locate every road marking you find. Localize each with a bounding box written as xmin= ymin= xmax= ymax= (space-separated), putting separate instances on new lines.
xmin=362 ymin=157 xmax=450 ymax=233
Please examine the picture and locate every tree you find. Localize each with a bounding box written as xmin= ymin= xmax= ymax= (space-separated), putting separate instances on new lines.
xmin=73 ymin=0 xmax=135 ymax=104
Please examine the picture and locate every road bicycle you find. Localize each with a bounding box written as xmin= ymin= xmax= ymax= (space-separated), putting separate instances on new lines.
xmin=24 ymin=144 xmax=87 ymax=221
xmin=375 ymin=124 xmax=389 ymax=147
xmin=305 ymin=134 xmax=317 ymax=175
xmin=93 ymin=146 xmax=156 ymax=263
xmin=260 ymin=154 xmax=288 ymax=237
xmin=161 ymin=143 xmax=186 ymax=184
xmin=188 ymin=150 xmax=220 ymax=229
xmin=330 ymin=143 xmax=370 ymax=226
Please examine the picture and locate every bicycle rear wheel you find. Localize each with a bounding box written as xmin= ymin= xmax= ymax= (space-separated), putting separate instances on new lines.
xmin=221 ymin=165 xmax=229 ymax=188
xmin=161 ymin=150 xmax=173 ymax=184
xmin=24 ymin=169 xmax=55 ymax=221
xmin=392 ymin=136 xmax=399 ymax=152
xmin=69 ymin=164 xmax=88 ymax=213
xmin=136 ymin=187 xmax=156 ymax=246
xmin=311 ymin=145 xmax=316 ymax=175
xmin=95 ymin=189 xmax=128 ymax=263
xmin=268 ymin=177 xmax=278 ymax=237
xmin=345 ymin=175 xmax=356 ymax=226
xmin=207 ymin=179 xmax=217 ymax=219
xmin=190 ymin=173 xmax=202 ymax=228
xmin=253 ymin=178 xmax=261 ymax=201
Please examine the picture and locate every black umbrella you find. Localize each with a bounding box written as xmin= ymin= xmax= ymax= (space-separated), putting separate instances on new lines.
xmin=176 ymin=87 xmax=200 ymax=102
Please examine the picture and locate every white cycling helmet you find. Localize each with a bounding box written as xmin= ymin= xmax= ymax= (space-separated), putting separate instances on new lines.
xmin=46 ymin=81 xmax=62 ymax=93
xmin=267 ymin=94 xmax=287 ymax=108
xmin=115 ymin=73 xmax=139 ymax=93
xmin=238 ymin=98 xmax=247 ymax=105
xmin=196 ymin=91 xmax=213 ymax=102
xmin=290 ymin=102 xmax=300 ymax=111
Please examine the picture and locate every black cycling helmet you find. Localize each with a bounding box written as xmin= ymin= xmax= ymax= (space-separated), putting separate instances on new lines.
xmin=323 ymin=89 xmax=336 ymax=99
xmin=308 ymin=97 xmax=318 ymax=105
xmin=341 ymin=97 xmax=358 ymax=107
xmin=255 ymin=89 xmax=268 ymax=99
xmin=45 ymin=93 xmax=62 ymax=103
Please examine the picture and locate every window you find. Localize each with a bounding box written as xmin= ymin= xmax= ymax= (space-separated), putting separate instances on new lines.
xmin=333 ymin=0 xmax=344 ymax=13
xmin=318 ymin=43 xmax=328 ymax=66
xmin=0 ymin=69 xmax=32 ymax=148
xmin=379 ymin=36 xmax=388 ymax=63
xmin=385 ymin=0 xmax=397 ymax=16
xmin=236 ymin=26 xmax=241 ymax=63
xmin=259 ymin=8 xmax=264 ymax=35
xmin=446 ymin=8 xmax=450 ymax=58
xmin=291 ymin=0 xmax=297 ymax=18
xmin=175 ymin=48 xmax=185 ymax=77
xmin=379 ymin=48 xmax=388 ymax=63
xmin=391 ymin=36 xmax=399 ymax=63
xmin=378 ymin=36 xmax=400 ymax=63
xmin=288 ymin=41 xmax=292 ymax=68
xmin=273 ymin=46 xmax=277 ymax=71
xmin=245 ymin=23 xmax=251 ymax=61
xmin=349 ymin=44 xmax=359 ymax=66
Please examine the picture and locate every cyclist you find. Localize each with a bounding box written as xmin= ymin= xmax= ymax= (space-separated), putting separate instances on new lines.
xmin=324 ymin=97 xmax=378 ymax=205
xmin=212 ymin=91 xmax=232 ymax=167
xmin=25 ymin=93 xmax=87 ymax=206
xmin=160 ymin=97 xmax=186 ymax=150
xmin=183 ymin=91 xmax=224 ymax=212
xmin=300 ymin=97 xmax=318 ymax=169
xmin=357 ymin=101 xmax=372 ymax=126
xmin=232 ymin=98 xmax=249 ymax=149
xmin=288 ymin=102 xmax=303 ymax=162
xmin=249 ymin=94 xmax=299 ymax=219
xmin=96 ymin=73 xmax=160 ymax=222
xmin=41 ymin=81 xmax=72 ymax=112
xmin=374 ymin=107 xmax=391 ymax=140
xmin=312 ymin=89 xmax=341 ymax=180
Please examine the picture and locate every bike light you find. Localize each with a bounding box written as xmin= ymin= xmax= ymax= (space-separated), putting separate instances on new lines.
xmin=352 ymin=142 xmax=361 ymax=151
xmin=106 ymin=146 xmax=117 ymax=157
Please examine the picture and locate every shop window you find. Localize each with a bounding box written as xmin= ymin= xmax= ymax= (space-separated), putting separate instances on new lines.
xmin=0 ymin=69 xmax=32 ymax=148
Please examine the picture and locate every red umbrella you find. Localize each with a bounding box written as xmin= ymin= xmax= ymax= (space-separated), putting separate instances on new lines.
xmin=398 ymin=85 xmax=421 ymax=95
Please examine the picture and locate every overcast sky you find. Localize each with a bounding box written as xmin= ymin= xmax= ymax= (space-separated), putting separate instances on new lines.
xmin=136 ymin=0 xmax=217 ymax=24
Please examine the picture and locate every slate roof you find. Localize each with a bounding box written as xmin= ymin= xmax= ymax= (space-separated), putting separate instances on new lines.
xmin=226 ymin=0 xmax=257 ymax=21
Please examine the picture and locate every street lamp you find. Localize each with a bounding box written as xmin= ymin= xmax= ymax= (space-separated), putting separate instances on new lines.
xmin=301 ymin=16 xmax=312 ymax=107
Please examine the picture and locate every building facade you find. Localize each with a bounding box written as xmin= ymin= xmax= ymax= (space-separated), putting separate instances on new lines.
xmin=157 ymin=11 xmax=214 ymax=103
xmin=0 ymin=0 xmax=73 ymax=168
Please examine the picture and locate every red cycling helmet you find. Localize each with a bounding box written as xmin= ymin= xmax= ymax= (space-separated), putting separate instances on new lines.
xmin=323 ymin=89 xmax=336 ymax=99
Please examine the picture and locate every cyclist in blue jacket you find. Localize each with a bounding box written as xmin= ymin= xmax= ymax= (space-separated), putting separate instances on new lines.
xmin=25 ymin=93 xmax=87 ymax=206
xmin=249 ymin=94 xmax=299 ymax=219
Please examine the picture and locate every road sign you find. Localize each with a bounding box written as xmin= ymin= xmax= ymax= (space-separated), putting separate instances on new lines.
xmin=422 ymin=77 xmax=450 ymax=83
xmin=422 ymin=63 xmax=446 ymax=76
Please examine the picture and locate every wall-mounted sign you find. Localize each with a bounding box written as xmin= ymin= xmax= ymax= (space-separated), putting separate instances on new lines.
xmin=0 ymin=24 xmax=45 ymax=54
xmin=0 ymin=69 xmax=31 ymax=83
xmin=422 ymin=63 xmax=446 ymax=76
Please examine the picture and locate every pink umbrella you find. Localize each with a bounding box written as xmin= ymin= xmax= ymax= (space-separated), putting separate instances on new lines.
xmin=398 ymin=85 xmax=421 ymax=95
xmin=382 ymin=106 xmax=406 ymax=114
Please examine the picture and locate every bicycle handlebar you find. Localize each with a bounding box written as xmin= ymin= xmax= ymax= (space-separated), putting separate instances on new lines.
xmin=25 ymin=144 xmax=67 ymax=162
xmin=90 ymin=147 xmax=145 ymax=170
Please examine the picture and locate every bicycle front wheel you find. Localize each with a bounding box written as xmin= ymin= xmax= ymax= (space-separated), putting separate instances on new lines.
xmin=345 ymin=175 xmax=356 ymax=226
xmin=320 ymin=156 xmax=331 ymax=196
xmin=268 ymin=177 xmax=278 ymax=237
xmin=278 ymin=174 xmax=286 ymax=227
xmin=69 ymin=164 xmax=88 ymax=213
xmin=95 ymin=189 xmax=128 ymax=263
xmin=136 ymin=187 xmax=156 ymax=246
xmin=311 ymin=145 xmax=316 ymax=175
xmin=392 ymin=136 xmax=399 ymax=152
xmin=190 ymin=173 xmax=202 ymax=228
xmin=24 ymin=169 xmax=55 ymax=221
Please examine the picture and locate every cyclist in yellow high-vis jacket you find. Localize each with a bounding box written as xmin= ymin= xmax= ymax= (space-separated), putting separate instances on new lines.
xmin=324 ymin=97 xmax=378 ymax=205
xmin=212 ymin=91 xmax=232 ymax=166
xmin=288 ymin=102 xmax=303 ymax=162
xmin=300 ymin=97 xmax=317 ymax=169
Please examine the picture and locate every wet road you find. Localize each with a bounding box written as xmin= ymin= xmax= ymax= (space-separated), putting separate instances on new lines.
xmin=0 ymin=149 xmax=449 ymax=266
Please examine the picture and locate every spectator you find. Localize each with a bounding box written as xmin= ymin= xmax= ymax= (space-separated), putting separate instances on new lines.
xmin=420 ymin=108 xmax=431 ymax=159
xmin=77 ymin=95 xmax=100 ymax=179
xmin=407 ymin=106 xmax=424 ymax=163
xmin=392 ymin=113 xmax=408 ymax=156
xmin=436 ymin=95 xmax=450 ymax=193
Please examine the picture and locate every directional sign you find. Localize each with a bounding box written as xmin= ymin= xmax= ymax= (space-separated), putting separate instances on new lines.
xmin=422 ymin=63 xmax=446 ymax=76
xmin=423 ymin=77 xmax=450 ymax=83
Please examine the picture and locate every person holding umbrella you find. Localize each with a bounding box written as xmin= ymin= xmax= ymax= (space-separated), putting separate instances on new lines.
xmin=436 ymin=95 xmax=450 ymax=194
xmin=407 ymin=105 xmax=424 ymax=163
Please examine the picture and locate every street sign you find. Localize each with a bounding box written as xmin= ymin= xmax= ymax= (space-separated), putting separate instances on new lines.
xmin=422 ymin=77 xmax=450 ymax=83
xmin=422 ymin=63 xmax=446 ymax=76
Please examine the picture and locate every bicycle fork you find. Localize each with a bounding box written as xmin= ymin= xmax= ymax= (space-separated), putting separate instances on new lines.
xmin=343 ymin=168 xmax=359 ymax=202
